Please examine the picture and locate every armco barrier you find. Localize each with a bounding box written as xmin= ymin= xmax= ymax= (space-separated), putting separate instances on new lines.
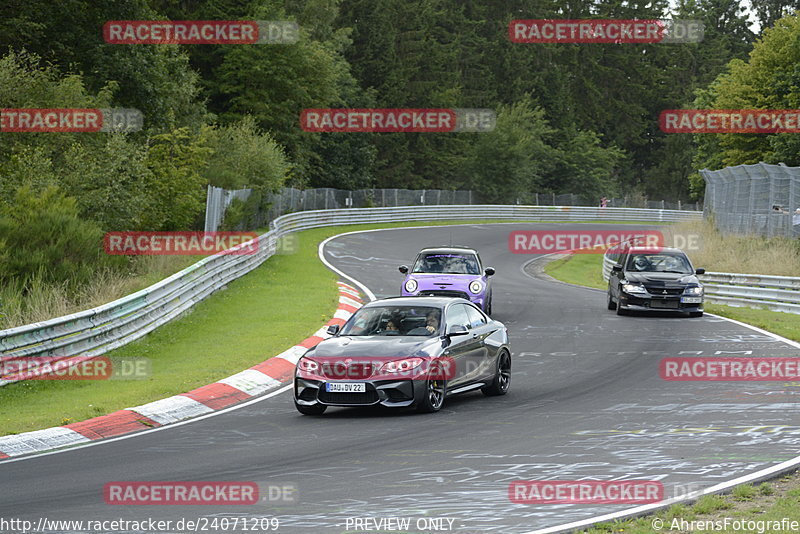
xmin=0 ymin=205 xmax=701 ymax=386
xmin=601 ymin=253 xmax=800 ymax=314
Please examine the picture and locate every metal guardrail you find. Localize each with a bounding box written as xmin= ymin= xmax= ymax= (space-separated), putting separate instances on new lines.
xmin=0 ymin=205 xmax=701 ymax=385
xmin=601 ymin=254 xmax=800 ymax=314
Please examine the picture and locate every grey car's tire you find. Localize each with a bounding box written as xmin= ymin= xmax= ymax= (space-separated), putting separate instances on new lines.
xmin=482 ymin=351 xmax=511 ymax=396
xmin=416 ymin=377 xmax=446 ymax=413
xmin=607 ymin=292 xmax=616 ymax=310
xmin=295 ymin=402 xmax=327 ymax=415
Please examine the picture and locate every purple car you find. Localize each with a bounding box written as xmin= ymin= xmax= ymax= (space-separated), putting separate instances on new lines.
xmin=399 ymin=246 xmax=495 ymax=314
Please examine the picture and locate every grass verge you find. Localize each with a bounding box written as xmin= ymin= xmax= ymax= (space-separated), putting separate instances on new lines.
xmin=585 ymin=478 xmax=800 ymax=533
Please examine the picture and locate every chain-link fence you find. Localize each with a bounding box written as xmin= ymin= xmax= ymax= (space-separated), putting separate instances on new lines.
xmin=701 ymin=163 xmax=800 ymax=237
xmin=205 ymin=186 xmax=701 ymax=232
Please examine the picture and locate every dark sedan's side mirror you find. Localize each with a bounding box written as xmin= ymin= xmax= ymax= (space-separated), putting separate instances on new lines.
xmin=446 ymin=324 xmax=470 ymax=337
xmin=399 ymin=265 xmax=409 ymax=274
xmin=484 ymin=267 xmax=495 ymax=276
xmin=611 ymin=263 xmax=623 ymax=272
xmin=695 ymin=268 xmax=706 ymax=275
xmin=326 ymin=324 xmax=340 ymax=335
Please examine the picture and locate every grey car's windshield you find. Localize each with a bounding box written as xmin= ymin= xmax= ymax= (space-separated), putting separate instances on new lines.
xmin=626 ymin=253 xmax=693 ymax=274
xmin=412 ymin=253 xmax=480 ymax=275
xmin=340 ymin=306 xmax=442 ymax=336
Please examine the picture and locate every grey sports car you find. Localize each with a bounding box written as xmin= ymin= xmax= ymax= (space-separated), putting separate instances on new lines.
xmin=293 ymin=296 xmax=511 ymax=414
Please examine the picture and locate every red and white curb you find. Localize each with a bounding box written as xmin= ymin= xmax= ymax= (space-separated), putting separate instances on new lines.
xmin=0 ymin=282 xmax=362 ymax=459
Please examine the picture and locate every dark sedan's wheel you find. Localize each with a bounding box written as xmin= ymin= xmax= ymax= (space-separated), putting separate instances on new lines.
xmin=416 ymin=378 xmax=446 ymax=413
xmin=295 ymin=402 xmax=327 ymax=415
xmin=615 ymin=298 xmax=628 ymax=315
xmin=607 ymin=292 xmax=616 ymax=310
xmin=482 ymin=350 xmax=511 ymax=396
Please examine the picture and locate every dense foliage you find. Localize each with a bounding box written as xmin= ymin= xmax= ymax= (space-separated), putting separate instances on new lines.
xmin=3 ymin=0 xmax=796 ymax=294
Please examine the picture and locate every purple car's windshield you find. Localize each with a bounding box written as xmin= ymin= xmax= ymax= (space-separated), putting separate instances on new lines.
xmin=340 ymin=306 xmax=441 ymax=336
xmin=412 ymin=253 xmax=480 ymax=275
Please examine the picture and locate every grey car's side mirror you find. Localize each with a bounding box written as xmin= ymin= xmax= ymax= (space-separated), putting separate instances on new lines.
xmin=326 ymin=324 xmax=340 ymax=335
xmin=484 ymin=267 xmax=495 ymax=276
xmin=399 ymin=265 xmax=409 ymax=274
xmin=447 ymin=324 xmax=469 ymax=337
xmin=695 ymin=268 xmax=705 ymax=275
xmin=611 ymin=263 xmax=623 ymax=272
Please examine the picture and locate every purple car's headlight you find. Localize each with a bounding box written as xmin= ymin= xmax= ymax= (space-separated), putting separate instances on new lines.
xmin=469 ymin=280 xmax=483 ymax=294
xmin=405 ymin=279 xmax=418 ymax=293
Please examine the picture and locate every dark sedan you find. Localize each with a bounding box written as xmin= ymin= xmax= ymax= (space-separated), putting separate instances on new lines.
xmin=607 ymin=246 xmax=706 ymax=317
xmin=294 ymin=296 xmax=511 ymax=415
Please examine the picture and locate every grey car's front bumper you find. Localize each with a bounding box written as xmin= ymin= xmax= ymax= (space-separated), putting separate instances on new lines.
xmin=295 ymin=378 xmax=426 ymax=408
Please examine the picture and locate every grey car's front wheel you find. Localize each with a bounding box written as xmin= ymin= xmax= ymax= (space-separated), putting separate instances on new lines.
xmin=416 ymin=377 xmax=446 ymax=413
xmin=482 ymin=350 xmax=511 ymax=396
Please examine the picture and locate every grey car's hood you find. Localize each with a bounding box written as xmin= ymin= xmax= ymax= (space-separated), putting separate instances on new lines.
xmin=308 ymin=335 xmax=442 ymax=359
xmin=624 ymin=272 xmax=700 ymax=285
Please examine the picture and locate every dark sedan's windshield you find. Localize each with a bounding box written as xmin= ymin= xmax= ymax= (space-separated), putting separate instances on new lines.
xmin=340 ymin=306 xmax=441 ymax=336
xmin=412 ymin=253 xmax=480 ymax=275
xmin=626 ymin=253 xmax=693 ymax=274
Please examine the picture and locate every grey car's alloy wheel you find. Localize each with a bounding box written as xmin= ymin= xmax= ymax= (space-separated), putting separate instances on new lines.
xmin=482 ymin=351 xmax=511 ymax=396
xmin=417 ymin=377 xmax=446 ymax=413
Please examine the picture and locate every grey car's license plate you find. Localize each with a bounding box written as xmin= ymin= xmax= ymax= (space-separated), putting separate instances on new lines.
xmin=325 ymin=382 xmax=366 ymax=393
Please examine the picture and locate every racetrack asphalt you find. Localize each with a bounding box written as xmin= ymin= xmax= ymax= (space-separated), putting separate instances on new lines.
xmin=1 ymin=222 xmax=799 ymax=534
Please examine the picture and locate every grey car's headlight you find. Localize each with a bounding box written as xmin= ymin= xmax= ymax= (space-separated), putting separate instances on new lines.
xmin=469 ymin=280 xmax=483 ymax=294
xmin=684 ymin=286 xmax=704 ymax=296
xmin=405 ymin=279 xmax=418 ymax=293
xmin=621 ymin=282 xmax=648 ymax=295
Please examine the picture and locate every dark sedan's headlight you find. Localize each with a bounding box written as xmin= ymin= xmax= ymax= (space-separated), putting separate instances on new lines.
xmin=621 ymin=282 xmax=648 ymax=295
xmin=684 ymin=286 xmax=704 ymax=296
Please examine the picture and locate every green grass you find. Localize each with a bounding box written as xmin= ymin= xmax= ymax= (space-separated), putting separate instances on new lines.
xmin=2 ymin=217 xmax=649 ymax=436
xmin=545 ymin=253 xmax=800 ymax=343
xmin=544 ymin=254 xmax=607 ymax=290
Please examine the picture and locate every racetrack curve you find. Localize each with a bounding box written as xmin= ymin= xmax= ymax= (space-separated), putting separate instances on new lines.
xmin=1 ymin=222 xmax=799 ymax=534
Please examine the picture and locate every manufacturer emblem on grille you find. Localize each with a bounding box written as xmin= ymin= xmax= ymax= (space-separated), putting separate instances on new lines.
xmin=662 ymin=290 xmax=668 ymax=294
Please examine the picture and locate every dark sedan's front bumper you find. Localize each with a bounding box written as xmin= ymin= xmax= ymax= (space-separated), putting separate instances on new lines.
xmin=295 ymin=378 xmax=426 ymax=408
xmin=619 ymin=293 xmax=703 ymax=313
